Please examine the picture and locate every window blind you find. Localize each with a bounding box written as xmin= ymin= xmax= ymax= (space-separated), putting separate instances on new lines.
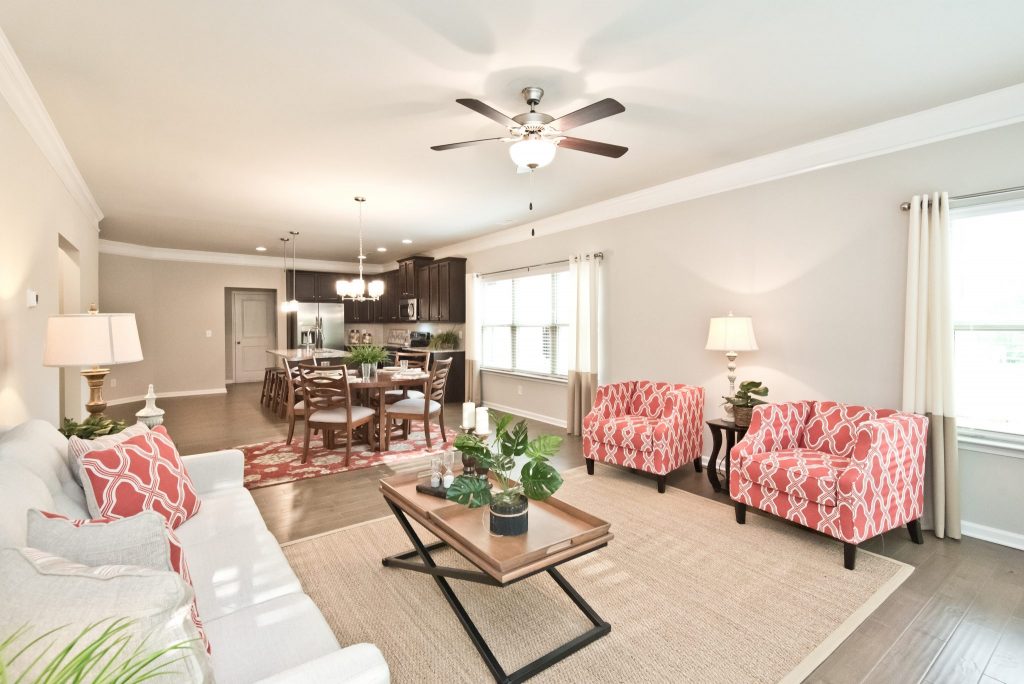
xmin=480 ymin=268 xmax=571 ymax=377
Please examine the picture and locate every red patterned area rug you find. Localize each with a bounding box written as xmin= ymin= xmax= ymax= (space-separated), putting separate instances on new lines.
xmin=239 ymin=421 xmax=456 ymax=489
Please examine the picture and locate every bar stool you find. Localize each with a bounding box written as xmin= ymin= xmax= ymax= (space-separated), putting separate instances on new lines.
xmin=260 ymin=368 xmax=278 ymax=407
xmin=262 ymin=367 xmax=286 ymax=410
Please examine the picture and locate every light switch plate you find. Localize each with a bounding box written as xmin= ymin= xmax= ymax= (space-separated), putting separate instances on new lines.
xmin=26 ymin=289 xmax=38 ymax=308
xmin=205 ymin=330 xmax=213 ymax=338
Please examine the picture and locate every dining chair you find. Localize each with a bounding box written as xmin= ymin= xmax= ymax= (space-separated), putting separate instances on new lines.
xmin=384 ymin=351 xmax=431 ymax=403
xmin=282 ymin=358 xmax=306 ymax=445
xmin=383 ymin=357 xmax=452 ymax=450
xmin=298 ymin=362 xmax=376 ymax=464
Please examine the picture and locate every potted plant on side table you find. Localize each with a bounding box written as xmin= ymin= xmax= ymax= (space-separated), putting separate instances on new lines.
xmin=446 ymin=412 xmax=563 ymax=536
xmin=723 ymin=380 xmax=769 ymax=427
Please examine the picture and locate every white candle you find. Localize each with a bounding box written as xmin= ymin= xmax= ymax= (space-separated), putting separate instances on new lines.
xmin=442 ymin=473 xmax=454 ymax=488
xmin=475 ymin=407 xmax=490 ymax=435
xmin=462 ymin=402 xmax=476 ymax=429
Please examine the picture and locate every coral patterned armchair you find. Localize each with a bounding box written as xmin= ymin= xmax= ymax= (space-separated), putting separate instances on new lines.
xmin=730 ymin=401 xmax=928 ymax=569
xmin=583 ymin=381 xmax=705 ymax=492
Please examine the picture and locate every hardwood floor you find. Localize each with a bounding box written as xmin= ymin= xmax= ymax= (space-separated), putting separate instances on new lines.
xmin=109 ymin=383 xmax=1024 ymax=684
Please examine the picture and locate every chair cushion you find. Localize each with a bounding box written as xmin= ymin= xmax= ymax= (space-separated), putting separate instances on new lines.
xmin=800 ymin=402 xmax=897 ymax=458
xmin=389 ymin=398 xmax=441 ymax=414
xmin=384 ymin=389 xmax=425 ymax=399
xmin=590 ymin=415 xmax=664 ymax=451
xmin=80 ymin=426 xmax=201 ymax=529
xmin=308 ymin=405 xmax=375 ymax=424
xmin=740 ymin=449 xmax=849 ymax=506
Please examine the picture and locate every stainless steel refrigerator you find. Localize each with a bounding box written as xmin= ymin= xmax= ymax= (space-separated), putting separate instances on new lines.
xmin=294 ymin=302 xmax=345 ymax=349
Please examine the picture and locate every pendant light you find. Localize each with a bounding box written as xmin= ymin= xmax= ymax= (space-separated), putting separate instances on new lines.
xmin=279 ymin=237 xmax=295 ymax=312
xmin=337 ymin=196 xmax=385 ymax=301
xmin=285 ymin=230 xmax=300 ymax=312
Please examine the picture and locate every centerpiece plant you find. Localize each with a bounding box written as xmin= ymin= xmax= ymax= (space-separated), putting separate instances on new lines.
xmin=722 ymin=380 xmax=768 ymax=427
xmin=446 ymin=411 xmax=563 ymax=536
xmin=346 ymin=344 xmax=392 ymax=379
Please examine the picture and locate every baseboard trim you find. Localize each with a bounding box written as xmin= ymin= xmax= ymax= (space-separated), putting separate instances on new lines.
xmin=482 ymin=401 xmax=567 ymax=429
xmin=961 ymin=520 xmax=1024 ymax=551
xmin=106 ymin=387 xmax=228 ymax=407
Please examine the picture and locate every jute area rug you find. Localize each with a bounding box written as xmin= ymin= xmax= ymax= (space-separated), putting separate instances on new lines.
xmin=282 ymin=467 xmax=912 ymax=683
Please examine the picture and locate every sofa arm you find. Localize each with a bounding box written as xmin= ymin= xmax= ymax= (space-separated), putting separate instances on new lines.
xmin=665 ymin=385 xmax=705 ymax=458
xmin=253 ymin=644 xmax=389 ymax=684
xmin=182 ymin=449 xmax=244 ymax=494
xmin=842 ymin=413 xmax=928 ymax=499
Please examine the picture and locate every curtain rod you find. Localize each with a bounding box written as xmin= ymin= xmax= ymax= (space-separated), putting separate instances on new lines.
xmin=899 ymin=185 xmax=1024 ymax=211
xmin=479 ymin=252 xmax=603 ymax=278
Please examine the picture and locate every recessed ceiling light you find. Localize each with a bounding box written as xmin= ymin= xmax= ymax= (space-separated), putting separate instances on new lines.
xmin=255 ymin=246 xmax=267 ymax=252
xmin=376 ymin=247 xmax=387 ymax=252
xmin=401 ymin=239 xmax=413 ymax=244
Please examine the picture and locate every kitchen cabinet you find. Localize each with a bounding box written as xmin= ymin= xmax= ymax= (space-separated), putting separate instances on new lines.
xmin=381 ymin=270 xmax=400 ymax=322
xmin=290 ymin=271 xmax=318 ymax=302
xmin=316 ymin=273 xmax=342 ymax=302
xmin=288 ymin=270 xmax=347 ymax=303
xmin=416 ymin=257 xmax=467 ymax=322
xmin=397 ymin=257 xmax=434 ymax=297
xmin=430 ymin=350 xmax=465 ymax=403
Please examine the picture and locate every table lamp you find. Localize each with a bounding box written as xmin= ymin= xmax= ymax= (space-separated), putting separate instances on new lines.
xmin=705 ymin=312 xmax=758 ymax=418
xmin=43 ymin=307 xmax=144 ymax=417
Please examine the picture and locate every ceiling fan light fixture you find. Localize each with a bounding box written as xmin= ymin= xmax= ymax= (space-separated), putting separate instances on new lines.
xmin=509 ymin=138 xmax=556 ymax=169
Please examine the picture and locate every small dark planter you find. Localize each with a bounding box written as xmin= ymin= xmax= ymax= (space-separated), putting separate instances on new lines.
xmin=489 ymin=495 xmax=529 ymax=536
xmin=733 ymin=406 xmax=753 ymax=427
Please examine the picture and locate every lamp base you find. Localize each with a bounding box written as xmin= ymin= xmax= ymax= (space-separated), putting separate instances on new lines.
xmin=81 ymin=367 xmax=110 ymax=417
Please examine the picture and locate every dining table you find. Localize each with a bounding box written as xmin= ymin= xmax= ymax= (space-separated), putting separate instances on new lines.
xmin=316 ymin=369 xmax=431 ymax=452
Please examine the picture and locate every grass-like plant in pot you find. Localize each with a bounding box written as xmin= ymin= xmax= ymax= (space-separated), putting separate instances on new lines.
xmin=429 ymin=328 xmax=459 ymax=350
xmin=722 ymin=380 xmax=769 ymax=427
xmin=446 ymin=412 xmax=563 ymax=536
xmin=346 ymin=344 xmax=391 ymax=379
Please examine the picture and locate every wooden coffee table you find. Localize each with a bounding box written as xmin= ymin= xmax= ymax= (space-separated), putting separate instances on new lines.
xmin=379 ymin=471 xmax=614 ymax=683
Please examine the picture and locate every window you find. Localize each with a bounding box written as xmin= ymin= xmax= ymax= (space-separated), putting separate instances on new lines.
xmin=951 ymin=200 xmax=1024 ymax=437
xmin=481 ymin=269 xmax=572 ymax=377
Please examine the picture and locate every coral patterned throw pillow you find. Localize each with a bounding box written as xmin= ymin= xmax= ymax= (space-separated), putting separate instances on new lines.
xmin=80 ymin=426 xmax=201 ymax=529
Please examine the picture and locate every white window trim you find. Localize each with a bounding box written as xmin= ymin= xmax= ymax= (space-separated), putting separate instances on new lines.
xmin=480 ymin=367 xmax=568 ymax=385
xmin=957 ymin=426 xmax=1024 ymax=460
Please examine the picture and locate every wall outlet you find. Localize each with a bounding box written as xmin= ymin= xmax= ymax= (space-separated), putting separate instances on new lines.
xmin=110 ymin=378 xmax=117 ymax=388
xmin=517 ymin=384 xmax=523 ymax=396
xmin=26 ymin=289 xmax=38 ymax=308
xmin=205 ymin=330 xmax=213 ymax=338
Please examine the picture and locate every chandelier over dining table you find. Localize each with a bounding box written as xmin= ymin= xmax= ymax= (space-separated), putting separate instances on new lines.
xmin=337 ymin=196 xmax=385 ymax=301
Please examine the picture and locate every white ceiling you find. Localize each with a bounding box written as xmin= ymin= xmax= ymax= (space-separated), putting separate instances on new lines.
xmin=3 ymin=1 xmax=1024 ymax=262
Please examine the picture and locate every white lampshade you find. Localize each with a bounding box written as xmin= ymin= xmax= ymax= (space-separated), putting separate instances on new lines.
xmin=367 ymin=279 xmax=385 ymax=298
xmin=43 ymin=313 xmax=143 ymax=367
xmin=509 ymin=138 xmax=556 ymax=169
xmin=705 ymin=315 xmax=758 ymax=352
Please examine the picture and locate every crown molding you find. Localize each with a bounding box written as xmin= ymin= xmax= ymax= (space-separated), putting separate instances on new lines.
xmin=0 ymin=26 xmax=103 ymax=223
xmin=430 ymin=82 xmax=1024 ymax=259
xmin=99 ymin=239 xmax=384 ymax=273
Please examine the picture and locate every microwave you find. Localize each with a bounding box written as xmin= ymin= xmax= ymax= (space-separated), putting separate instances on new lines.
xmin=399 ymin=298 xmax=418 ymax=321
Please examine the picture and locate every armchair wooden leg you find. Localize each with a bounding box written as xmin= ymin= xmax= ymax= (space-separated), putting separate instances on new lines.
xmin=693 ymin=458 xmax=703 ymax=473
xmin=585 ymin=459 xmax=594 ymax=475
xmin=844 ymin=543 xmax=857 ymax=570
xmin=657 ymin=474 xmax=667 ymax=493
xmin=734 ymin=502 xmax=746 ymax=524
xmin=907 ymin=518 xmax=924 ymax=544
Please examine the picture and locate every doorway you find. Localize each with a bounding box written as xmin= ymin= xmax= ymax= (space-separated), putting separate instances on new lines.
xmin=228 ymin=290 xmax=277 ymax=384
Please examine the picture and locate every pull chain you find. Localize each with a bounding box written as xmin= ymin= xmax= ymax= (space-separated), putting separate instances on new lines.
xmin=529 ymin=168 xmax=534 ymax=211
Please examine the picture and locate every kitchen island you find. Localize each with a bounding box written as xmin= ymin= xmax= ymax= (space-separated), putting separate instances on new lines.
xmin=267 ymin=348 xmax=350 ymax=366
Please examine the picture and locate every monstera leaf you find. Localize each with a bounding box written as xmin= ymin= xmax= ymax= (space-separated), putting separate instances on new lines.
xmin=500 ymin=420 xmax=529 ymax=458
xmin=525 ymin=434 xmax=562 ymax=462
xmin=520 ymin=461 xmax=563 ymax=501
xmin=445 ymin=475 xmax=492 ymax=508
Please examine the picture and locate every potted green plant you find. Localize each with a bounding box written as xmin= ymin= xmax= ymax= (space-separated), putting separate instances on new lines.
xmin=429 ymin=328 xmax=460 ymax=350
xmin=723 ymin=380 xmax=769 ymax=427
xmin=446 ymin=412 xmax=563 ymax=536
xmin=346 ymin=344 xmax=391 ymax=379
xmin=58 ymin=415 xmax=127 ymax=439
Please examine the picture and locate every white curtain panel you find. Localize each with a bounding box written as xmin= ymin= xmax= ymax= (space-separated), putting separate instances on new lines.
xmin=902 ymin=192 xmax=960 ymax=540
xmin=566 ymin=254 xmax=601 ymax=435
xmin=464 ymin=272 xmax=483 ymax=404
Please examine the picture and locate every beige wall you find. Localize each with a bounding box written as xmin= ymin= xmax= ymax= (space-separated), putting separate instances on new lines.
xmin=461 ymin=122 xmax=1024 ymax=544
xmin=99 ymin=254 xmax=287 ymax=400
xmin=0 ymin=95 xmax=99 ymax=427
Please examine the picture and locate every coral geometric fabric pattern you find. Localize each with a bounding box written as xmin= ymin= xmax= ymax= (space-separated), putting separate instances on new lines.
xmin=36 ymin=511 xmax=209 ymax=652
xmin=731 ymin=401 xmax=928 ymax=545
xmin=80 ymin=426 xmax=201 ymax=529
xmin=582 ymin=381 xmax=704 ymax=476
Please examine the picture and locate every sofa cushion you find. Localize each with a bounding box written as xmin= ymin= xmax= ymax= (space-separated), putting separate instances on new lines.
xmin=0 ymin=547 xmax=212 ymax=682
xmin=740 ymin=448 xmax=850 ymax=507
xmin=800 ymin=402 xmax=898 ymax=458
xmin=0 ymin=420 xmax=88 ymax=527
xmin=174 ymin=487 xmax=266 ymax=547
xmin=204 ymin=593 xmax=340 ymax=684
xmin=80 ymin=426 xmax=201 ymax=528
xmin=184 ymin=527 xmax=303 ymax=622
xmin=67 ymin=422 xmax=149 ymax=485
xmin=591 ymin=415 xmax=664 ymax=451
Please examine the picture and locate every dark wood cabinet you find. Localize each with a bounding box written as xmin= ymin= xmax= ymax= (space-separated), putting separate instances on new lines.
xmin=316 ymin=273 xmax=341 ymax=302
xmin=291 ymin=271 xmax=318 ymax=302
xmin=381 ymin=270 xmax=400 ymax=322
xmin=397 ymin=257 xmax=433 ymax=297
xmin=414 ymin=257 xmax=467 ymax=323
xmin=428 ymin=264 xmax=440 ymax=321
xmin=417 ymin=264 xmax=430 ymax=321
xmin=430 ymin=350 xmax=465 ymax=403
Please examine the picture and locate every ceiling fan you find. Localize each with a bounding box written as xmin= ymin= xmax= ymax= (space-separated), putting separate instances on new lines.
xmin=431 ymin=87 xmax=627 ymax=171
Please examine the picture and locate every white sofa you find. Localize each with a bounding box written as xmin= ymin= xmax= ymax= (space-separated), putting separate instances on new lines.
xmin=0 ymin=419 xmax=389 ymax=683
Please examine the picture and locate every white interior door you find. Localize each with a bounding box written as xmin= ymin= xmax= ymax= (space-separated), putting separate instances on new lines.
xmin=232 ymin=291 xmax=276 ymax=383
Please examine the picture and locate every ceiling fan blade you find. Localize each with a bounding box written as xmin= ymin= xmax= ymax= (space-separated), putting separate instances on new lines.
xmin=558 ymin=136 xmax=628 ymax=158
xmin=430 ymin=137 xmax=504 ymax=151
xmin=552 ymin=98 xmax=625 ymax=131
xmin=456 ymin=98 xmax=518 ymax=127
